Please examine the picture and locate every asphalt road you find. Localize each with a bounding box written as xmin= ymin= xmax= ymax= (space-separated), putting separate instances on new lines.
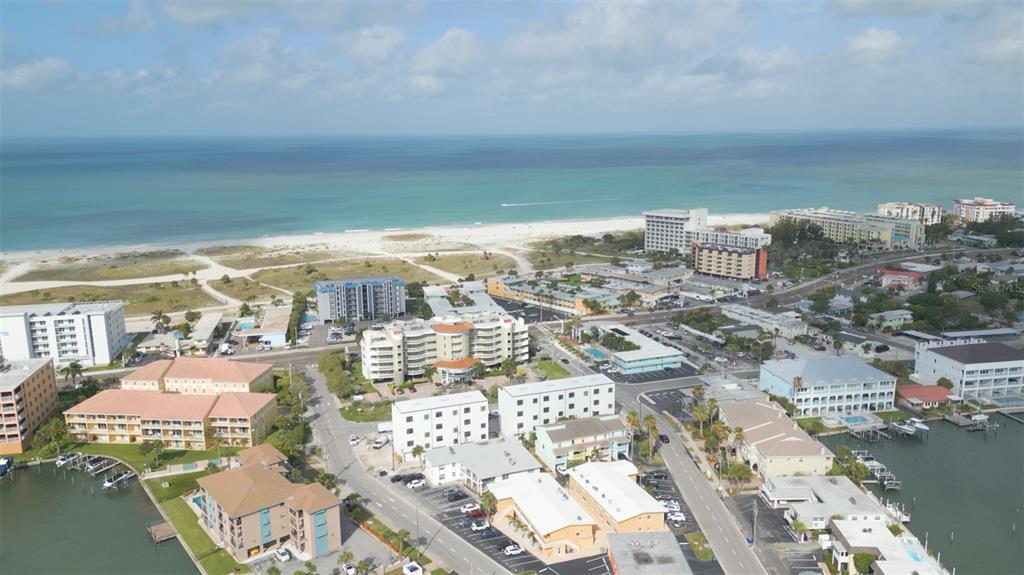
xmin=304 ymin=367 xmax=514 ymax=575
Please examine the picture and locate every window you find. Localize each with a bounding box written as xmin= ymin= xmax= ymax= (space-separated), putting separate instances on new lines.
xmin=435 ymin=411 xmax=442 ymax=417
xmin=464 ymin=407 xmax=470 ymax=413
xmin=406 ymin=416 xmax=413 ymax=423
xmin=406 ymin=428 xmax=413 ymax=434
xmin=435 ymin=435 xmax=443 ymax=442
xmin=517 ymin=399 xmax=523 ymax=406
xmin=436 ymin=423 xmax=443 ymax=430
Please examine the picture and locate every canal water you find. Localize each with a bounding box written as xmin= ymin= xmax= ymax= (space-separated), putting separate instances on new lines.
xmin=822 ymin=416 xmax=1024 ymax=575
xmin=0 ymin=463 xmax=197 ymax=575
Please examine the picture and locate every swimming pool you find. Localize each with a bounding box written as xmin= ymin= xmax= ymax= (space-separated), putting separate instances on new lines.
xmin=906 ymin=548 xmax=923 ymax=562
xmin=989 ymin=396 xmax=1023 ymax=407
xmin=237 ymin=322 xmax=255 ymax=330
xmin=191 ymin=495 xmax=202 ymax=507
xmin=303 ymin=314 xmax=317 ymax=323
xmin=844 ymin=415 xmax=868 ymax=424
xmin=585 ymin=347 xmax=608 ymax=361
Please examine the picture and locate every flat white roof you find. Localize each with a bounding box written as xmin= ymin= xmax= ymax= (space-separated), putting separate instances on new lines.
xmin=238 ymin=306 xmax=291 ymax=336
xmin=392 ymin=390 xmax=487 ymax=414
xmin=489 ymin=473 xmax=595 ymax=536
xmin=591 ymin=322 xmax=686 ymax=362
xmin=190 ymin=312 xmax=224 ymax=342
xmin=424 ymin=437 xmax=540 ymax=480
xmin=0 ymin=358 xmax=51 ymax=392
xmin=566 ymin=461 xmax=664 ymax=523
xmin=498 ymin=373 xmax=614 ymax=398
xmin=0 ymin=301 xmax=123 ymax=317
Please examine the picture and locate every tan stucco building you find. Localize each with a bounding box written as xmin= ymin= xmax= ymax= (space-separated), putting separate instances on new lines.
xmin=566 ymin=461 xmax=666 ymax=534
xmin=0 ymin=358 xmax=58 ymax=455
xmin=718 ymin=400 xmax=834 ymax=478
xmin=490 ymin=473 xmax=597 ymax=561
xmin=197 ymin=444 xmax=343 ymax=562
xmin=120 ymin=357 xmax=273 ymax=395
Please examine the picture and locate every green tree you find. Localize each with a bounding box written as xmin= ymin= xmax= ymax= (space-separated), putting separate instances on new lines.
xmin=150 ymin=309 xmax=168 ymax=331
xmin=854 ymin=552 xmax=878 ymax=574
xmin=411 ymin=444 xmax=424 ymax=461
xmin=317 ymin=471 xmax=337 ymax=489
xmin=937 ymin=377 xmax=954 ymax=390
xmin=472 ymin=362 xmax=487 ymax=380
xmin=238 ymin=303 xmax=253 ymax=317
xmin=221 ymin=274 xmax=232 ymax=284
xmin=304 ymin=560 xmax=318 ymax=574
xmin=58 ymin=361 xmax=84 ymax=388
xmin=625 ymin=410 xmax=640 ymax=457
xmin=265 ymin=566 xmax=281 ymax=575
xmin=692 ymin=385 xmax=705 ymax=403
xmin=422 ymin=365 xmax=437 ymax=384
xmin=792 ymin=520 xmax=808 ymax=541
xmin=356 ymin=560 xmax=371 ymax=574
xmin=643 ymin=414 xmax=658 ymax=460
xmin=184 ymin=310 xmax=202 ymax=323
xmin=337 ymin=550 xmax=354 ymax=566
xmin=501 ymin=357 xmax=518 ymax=381
xmin=32 ymin=416 xmax=68 ymax=455
xmin=481 ymin=491 xmax=497 ymax=518
xmin=203 ymin=422 xmax=222 ymax=460
xmin=138 ymin=440 xmax=163 ymax=468
xmin=692 ymin=403 xmax=710 ymax=436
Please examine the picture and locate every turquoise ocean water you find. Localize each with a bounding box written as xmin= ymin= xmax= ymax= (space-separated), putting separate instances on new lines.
xmin=1 ymin=130 xmax=1021 ymax=252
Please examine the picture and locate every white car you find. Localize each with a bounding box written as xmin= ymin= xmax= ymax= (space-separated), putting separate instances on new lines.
xmin=503 ymin=544 xmax=524 ymax=556
xmin=343 ymin=564 xmax=357 ymax=575
xmin=667 ymin=511 xmax=686 ymax=522
xmin=459 ymin=503 xmax=480 ymax=514
xmin=274 ymin=547 xmax=292 ymax=562
xmin=402 ymin=562 xmax=423 ymax=575
xmin=348 ymin=434 xmax=359 ymax=446
xmin=555 ymin=464 xmax=568 ymax=476
xmin=662 ymin=502 xmax=681 ymax=512
xmin=407 ymin=479 xmax=426 ymax=489
xmin=470 ymin=520 xmax=489 ymax=531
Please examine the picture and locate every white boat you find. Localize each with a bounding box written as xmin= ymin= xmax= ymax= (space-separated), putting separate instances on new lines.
xmin=55 ymin=453 xmax=74 ymax=468
xmin=970 ymin=413 xmax=989 ymax=422
xmin=102 ymin=471 xmax=132 ymax=489
xmin=908 ymin=418 xmax=930 ymax=431
xmin=890 ymin=422 xmax=916 ymax=435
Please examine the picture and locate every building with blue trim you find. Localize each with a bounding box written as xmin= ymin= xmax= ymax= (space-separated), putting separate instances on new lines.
xmin=315 ymin=277 xmax=406 ymax=322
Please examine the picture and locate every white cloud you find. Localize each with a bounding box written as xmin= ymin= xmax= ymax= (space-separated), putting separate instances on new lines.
xmin=831 ymin=0 xmax=973 ymax=16
xmin=161 ymin=0 xmax=263 ymax=26
xmin=408 ymin=74 xmax=445 ymax=96
xmin=846 ymin=27 xmax=908 ymax=64
xmin=413 ymin=28 xmax=481 ymax=75
xmin=93 ymin=1 xmax=153 ymax=36
xmin=973 ymin=36 xmax=1024 ymax=64
xmin=348 ymin=26 xmax=405 ymax=63
xmin=0 ymin=58 xmax=70 ymax=90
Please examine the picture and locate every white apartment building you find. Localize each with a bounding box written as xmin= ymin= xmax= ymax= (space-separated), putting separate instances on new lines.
xmin=876 ymin=202 xmax=945 ymax=226
xmin=769 ymin=208 xmax=924 ymax=250
xmin=390 ymin=390 xmax=489 ymax=460
xmin=643 ymin=208 xmax=771 ymax=253
xmin=0 ymin=302 xmax=130 ymax=367
xmin=953 ymin=197 xmax=1016 ymax=223
xmin=720 ymin=304 xmax=808 ymax=339
xmin=759 ymin=357 xmax=897 ymax=417
xmin=361 ymin=312 xmax=529 ymax=384
xmin=914 ymin=340 xmax=1024 ymax=400
xmin=498 ymin=374 xmax=616 ymax=437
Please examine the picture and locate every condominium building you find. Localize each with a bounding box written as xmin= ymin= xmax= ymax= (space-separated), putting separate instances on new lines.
xmin=390 ymin=390 xmax=489 ymax=460
xmin=718 ymin=400 xmax=834 ymax=478
xmin=534 ymin=414 xmax=630 ymax=470
xmin=486 ymin=275 xmax=620 ymax=316
xmin=315 ymin=277 xmax=406 ymax=323
xmin=769 ymin=208 xmax=924 ymax=250
xmin=720 ymin=304 xmax=808 ymax=339
xmin=120 ymin=357 xmax=274 ymax=395
xmin=361 ymin=313 xmax=529 ymax=384
xmin=0 ymin=301 xmax=130 ymax=367
xmin=0 ymin=358 xmax=58 ymax=454
xmin=691 ymin=243 xmax=768 ymax=281
xmin=913 ymin=341 xmax=1024 ymax=400
xmin=566 ymin=461 xmax=666 ymax=534
xmin=489 ymin=473 xmax=597 ymax=560
xmin=498 ymin=374 xmax=616 ymax=437
xmin=953 ymin=197 xmax=1016 ymax=223
xmin=876 ymin=202 xmax=945 ymax=226
xmin=643 ymin=208 xmax=772 ymax=253
xmin=577 ymin=323 xmax=686 ymax=374
xmin=64 ymin=389 xmax=277 ymax=450
xmin=197 ymin=444 xmax=342 ymax=562
xmin=759 ymin=357 xmax=896 ymax=417
xmin=762 ymin=475 xmax=892 ymax=531
xmin=423 ymin=436 xmax=541 ymax=493
xmin=829 ymin=519 xmax=947 ymax=575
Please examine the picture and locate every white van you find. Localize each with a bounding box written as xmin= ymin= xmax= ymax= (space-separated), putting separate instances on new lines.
xmin=372 ymin=436 xmax=390 ymax=449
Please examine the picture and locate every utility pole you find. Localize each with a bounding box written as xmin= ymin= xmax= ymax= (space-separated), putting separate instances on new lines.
xmin=752 ymin=498 xmax=759 ymax=544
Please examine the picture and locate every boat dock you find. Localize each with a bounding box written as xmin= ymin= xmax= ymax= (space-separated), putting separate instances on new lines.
xmin=147 ymin=521 xmax=177 ymax=543
xmin=998 ymin=409 xmax=1024 ymax=425
xmin=89 ymin=459 xmax=118 ymax=477
xmin=854 ymin=450 xmax=902 ymax=491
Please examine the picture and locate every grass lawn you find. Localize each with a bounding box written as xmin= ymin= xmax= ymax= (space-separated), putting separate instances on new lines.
xmin=73 ymin=443 xmax=236 ymax=473
xmin=213 ymin=277 xmax=283 ymax=302
xmin=146 ymin=469 xmax=216 ymax=502
xmin=16 ymin=250 xmax=204 ymax=282
xmin=535 ymin=359 xmax=570 ymax=380
xmin=635 ymin=438 xmax=664 ymax=465
xmin=382 ymin=233 xmax=432 ymax=242
xmin=340 ymin=402 xmax=392 ymax=422
xmin=0 ymin=282 xmax=220 ymax=316
xmin=523 ymin=246 xmax=613 ymax=270
xmin=253 ymin=259 xmax=443 ymax=294
xmin=161 ymin=497 xmax=249 ymax=574
xmin=685 ymin=531 xmax=715 ymax=561
xmin=196 ymin=245 xmax=353 ymax=270
xmin=414 ymin=253 xmax=518 ymax=278
xmin=874 ymin=410 xmax=911 ymax=423
xmin=796 ymin=417 xmax=847 ymax=435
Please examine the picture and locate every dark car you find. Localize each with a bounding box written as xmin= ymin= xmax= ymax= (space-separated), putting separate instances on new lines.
xmin=446 ymin=491 xmax=467 ymax=502
xmin=456 ymin=517 xmax=474 ymax=528
xmin=658 ymin=434 xmax=670 ymax=444
xmin=377 ymin=470 xmax=388 ymax=478
xmin=560 ymin=358 xmax=570 ymax=364
xmin=874 ymin=344 xmax=890 ymax=353
xmin=479 ymin=528 xmax=498 ymax=539
xmin=464 ymin=509 xmax=485 ymax=519
xmin=401 ymin=473 xmax=424 ymax=484
xmin=390 ymin=474 xmax=408 ymax=483
xmin=647 ymin=471 xmax=667 ymax=480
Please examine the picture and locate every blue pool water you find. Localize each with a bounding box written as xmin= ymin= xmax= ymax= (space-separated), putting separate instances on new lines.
xmin=191 ymin=495 xmax=202 ymax=507
xmin=303 ymin=314 xmax=317 ymax=323
xmin=907 ymin=548 xmax=923 ymax=562
xmin=585 ymin=347 xmax=608 ymax=361
xmin=989 ymin=396 xmax=1023 ymax=406
xmin=237 ymin=322 xmax=255 ymax=330
xmin=844 ymin=415 xmax=868 ymax=424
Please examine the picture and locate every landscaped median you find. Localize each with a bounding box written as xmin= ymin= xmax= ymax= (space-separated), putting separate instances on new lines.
xmin=684 ymin=531 xmax=716 ymax=561
xmin=346 ymin=502 xmax=433 ymax=574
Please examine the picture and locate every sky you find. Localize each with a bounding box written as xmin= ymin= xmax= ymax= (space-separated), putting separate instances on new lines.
xmin=0 ymin=0 xmax=1022 ymax=137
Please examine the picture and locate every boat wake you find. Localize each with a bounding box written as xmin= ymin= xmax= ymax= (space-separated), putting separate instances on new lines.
xmin=500 ymin=200 xmax=583 ymax=207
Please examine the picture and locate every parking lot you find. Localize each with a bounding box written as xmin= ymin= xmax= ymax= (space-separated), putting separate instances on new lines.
xmin=604 ymin=364 xmax=697 ymax=384
xmin=727 ymin=494 xmax=824 ymax=575
xmin=642 ymin=388 xmax=693 ymax=421
xmin=492 ymin=297 xmax=573 ymax=324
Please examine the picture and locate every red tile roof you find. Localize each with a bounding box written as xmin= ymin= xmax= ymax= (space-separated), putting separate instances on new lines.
xmin=883 ymin=270 xmax=924 ymax=280
xmin=896 ymin=384 xmax=951 ymax=403
xmin=432 ymin=322 xmax=473 ymax=334
xmin=434 ymin=358 xmax=480 ymax=369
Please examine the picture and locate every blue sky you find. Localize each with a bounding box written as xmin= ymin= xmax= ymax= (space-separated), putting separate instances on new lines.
xmin=1 ymin=0 xmax=1021 ymax=136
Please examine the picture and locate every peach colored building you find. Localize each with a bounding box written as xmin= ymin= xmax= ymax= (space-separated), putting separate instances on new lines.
xmin=566 ymin=461 xmax=666 ymax=534
xmin=64 ymin=389 xmax=276 ymax=450
xmin=120 ymin=357 xmax=273 ymax=395
xmin=0 ymin=358 xmax=58 ymax=455
xmin=197 ymin=444 xmax=343 ymax=562
xmin=490 ymin=473 xmax=597 ymax=560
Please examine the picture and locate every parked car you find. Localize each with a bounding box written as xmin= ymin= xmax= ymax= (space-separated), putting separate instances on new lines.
xmin=274 ymin=548 xmax=292 ymax=562
xmin=372 ymin=436 xmax=389 ymax=449
xmin=479 ymin=528 xmax=498 ymax=539
xmin=464 ymin=509 xmax=485 ymax=519
xmin=503 ymin=544 xmax=524 ymax=556
xmin=391 ymin=474 xmax=409 ymax=484
xmin=459 ymin=503 xmax=480 ymax=514
xmin=401 ymin=473 xmax=424 ymax=484
xmin=343 ymin=563 xmax=357 ymax=575
xmin=407 ymin=479 xmax=426 ymax=490
xmin=442 ymin=487 xmax=459 ymax=497
xmin=348 ymin=434 xmax=360 ymax=446
xmin=560 ymin=358 xmax=570 ymax=364
xmin=667 ymin=511 xmax=686 ymax=522
xmin=662 ymin=502 xmax=681 ymax=512
xmin=445 ymin=491 xmax=467 ymax=502
xmin=555 ymin=464 xmax=568 ymax=476
xmin=470 ymin=520 xmax=490 ymax=531
xmin=647 ymin=471 xmax=667 ymax=480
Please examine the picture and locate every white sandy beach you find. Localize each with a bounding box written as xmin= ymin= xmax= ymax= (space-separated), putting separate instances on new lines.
xmin=0 ymin=213 xmax=769 ymax=266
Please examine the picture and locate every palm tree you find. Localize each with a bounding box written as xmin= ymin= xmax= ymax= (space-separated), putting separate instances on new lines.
xmin=337 ymin=550 xmax=354 ymax=566
xmin=481 ymin=491 xmax=497 ymax=518
xmin=395 ymin=528 xmax=411 ymax=559
xmin=707 ymin=398 xmax=719 ymax=423
xmin=58 ymin=361 xmax=84 ymax=388
xmin=643 ymin=414 xmax=658 ymax=461
xmin=692 ymin=403 xmax=710 ymax=436
xmin=692 ymin=385 xmax=705 ymax=403
xmin=625 ymin=410 xmax=640 ymax=458
xmin=356 ymin=560 xmax=371 ymax=575
xmin=792 ymin=520 xmax=808 ymax=542
xmin=792 ymin=376 xmax=804 ymax=391
xmin=150 ymin=309 xmax=166 ymax=331
xmin=732 ymin=426 xmax=745 ymax=461
xmin=422 ymin=365 xmax=437 ymax=384
xmin=204 ymin=422 xmax=222 ymax=460
xmin=501 ymin=357 xmax=518 ymax=381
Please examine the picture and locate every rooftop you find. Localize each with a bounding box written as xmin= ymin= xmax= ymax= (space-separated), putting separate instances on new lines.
xmin=65 ymin=389 xmax=218 ymax=421
xmin=391 ymin=390 xmax=487 ymax=414
xmin=198 ymin=463 xmax=300 ymax=517
xmin=207 ymin=392 xmax=276 ymax=418
xmin=423 ymin=281 xmax=504 ymax=316
xmin=536 ymin=414 xmax=626 ymax=444
xmin=433 ymin=358 xmax=480 ymax=370
xmin=831 ymin=519 xmax=945 ymax=575
xmin=926 ymin=342 xmax=1024 ymax=364
xmin=590 ymin=322 xmax=686 ymax=363
xmin=718 ymin=400 xmax=832 ymax=458
xmin=498 ymin=373 xmax=613 ymax=398
xmin=189 ymin=312 xmax=224 ymax=342
xmin=0 ymin=358 xmax=52 ymax=392
xmin=607 ymin=531 xmax=692 ymax=575
xmin=121 ymin=357 xmax=273 ymax=384
xmin=238 ymin=305 xmax=291 ymax=336
xmin=566 ymin=461 xmax=664 ymax=523
xmin=764 ymin=475 xmax=885 ymax=520
xmin=489 ymin=473 xmax=595 ymax=536
xmin=896 ymin=384 xmax=951 ymax=403
xmin=0 ymin=301 xmax=124 ymax=317
xmin=761 ymin=357 xmax=895 ymax=386
xmin=424 ymin=437 xmax=541 ymax=481
xmin=937 ymin=328 xmax=1021 ymax=339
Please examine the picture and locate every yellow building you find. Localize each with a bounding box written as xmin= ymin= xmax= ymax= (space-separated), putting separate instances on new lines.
xmin=64 ymin=389 xmax=277 ymax=450
xmin=566 ymin=461 xmax=666 ymax=534
xmin=490 ymin=473 xmax=598 ymax=561
xmin=0 ymin=358 xmax=58 ymax=455
xmin=120 ymin=357 xmax=274 ymax=395
xmin=197 ymin=444 xmax=343 ymax=562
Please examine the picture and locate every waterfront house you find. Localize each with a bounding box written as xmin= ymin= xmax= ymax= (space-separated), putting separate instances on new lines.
xmin=717 ymin=400 xmax=834 ymax=478
xmin=895 ymin=384 xmax=952 ymax=411
xmin=566 ymin=461 xmax=666 ymax=534
xmin=759 ymin=357 xmax=897 ymax=417
xmin=0 ymin=358 xmax=58 ymax=455
xmin=913 ymin=341 xmax=1024 ymax=402
xmin=762 ymin=475 xmax=891 ymax=531
xmin=829 ymin=518 xmax=947 ymax=575
xmin=196 ymin=444 xmax=342 ymax=562
xmin=534 ymin=414 xmax=630 ymax=470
